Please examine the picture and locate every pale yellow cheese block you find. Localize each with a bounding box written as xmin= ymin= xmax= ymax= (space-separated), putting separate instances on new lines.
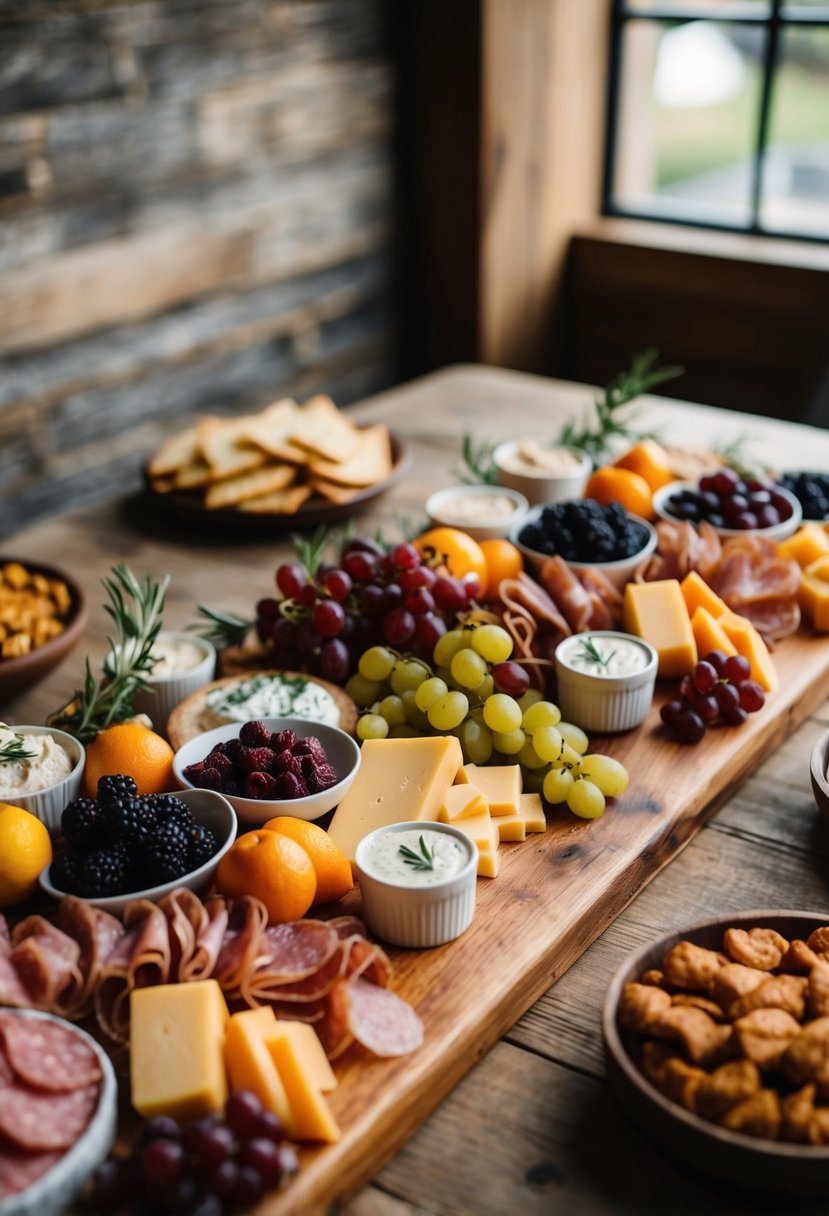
xmin=623 ymin=579 xmax=697 ymax=679
xmin=224 ymin=1007 xmax=291 ymax=1124
xmin=519 ymin=792 xmax=546 ymax=833
xmin=263 ymin=1020 xmax=337 ymax=1094
xmin=268 ymin=1028 xmax=341 ymax=1143
xmin=439 ymin=783 xmax=488 ymax=822
xmin=455 ymin=763 xmax=521 ymax=816
xmin=477 ymin=847 xmax=501 ymax=878
xmin=328 ymin=735 xmax=463 ymax=862
xmin=130 ymin=981 xmax=228 ymax=1122
xmin=439 ymin=807 xmax=494 ymax=851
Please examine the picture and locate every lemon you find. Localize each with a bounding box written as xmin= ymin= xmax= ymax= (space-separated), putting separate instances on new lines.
xmin=0 ymin=802 xmax=53 ymax=907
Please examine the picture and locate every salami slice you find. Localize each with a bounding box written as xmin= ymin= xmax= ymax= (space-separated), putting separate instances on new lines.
xmin=0 ymin=1016 xmax=101 ymax=1092
xmin=0 ymin=1082 xmax=99 ymax=1151
xmin=0 ymin=1141 xmax=62 ymax=1199
xmin=0 ymin=1044 xmax=13 ymax=1088
xmin=344 ymin=977 xmax=424 ymax=1058
xmin=259 ymin=921 xmax=339 ymax=983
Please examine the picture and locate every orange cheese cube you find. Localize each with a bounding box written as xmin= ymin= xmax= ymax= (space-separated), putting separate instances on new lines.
xmin=805 ymin=556 xmax=829 ymax=582
xmin=224 ymin=1008 xmax=291 ymax=1124
xmin=519 ymin=792 xmax=546 ymax=833
xmin=691 ymin=606 xmax=738 ymax=661
xmin=267 ymin=1028 xmax=340 ymax=1143
xmin=680 ymin=571 xmax=729 ymax=620
xmin=263 ymin=1021 xmax=337 ymax=1094
xmin=622 ymin=580 xmax=697 ymax=678
xmin=779 ymin=524 xmax=829 ymax=569
xmin=476 ymin=846 xmax=501 ymax=878
xmin=799 ymin=573 xmax=829 ymax=631
xmin=717 ymin=611 xmax=778 ymax=692
xmin=439 ymin=783 xmax=488 ymax=822
xmin=455 ymin=764 xmax=521 ymax=815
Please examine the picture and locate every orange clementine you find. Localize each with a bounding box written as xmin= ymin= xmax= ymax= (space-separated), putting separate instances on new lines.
xmin=261 ymin=816 xmax=353 ymax=905
xmin=215 ymin=830 xmax=317 ymax=923
xmin=83 ymin=722 xmax=175 ymax=799
xmin=413 ymin=527 xmax=489 ymax=598
xmin=614 ymin=439 xmax=674 ymax=492
xmin=0 ymin=803 xmax=52 ymax=907
xmin=479 ymin=538 xmax=523 ymax=594
xmin=584 ymin=466 xmax=653 ymax=520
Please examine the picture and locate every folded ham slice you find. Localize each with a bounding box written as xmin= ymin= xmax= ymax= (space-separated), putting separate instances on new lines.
xmin=94 ymin=900 xmax=171 ymax=1043
xmin=10 ymin=918 xmax=83 ymax=1013
xmin=55 ymin=899 xmax=122 ymax=1018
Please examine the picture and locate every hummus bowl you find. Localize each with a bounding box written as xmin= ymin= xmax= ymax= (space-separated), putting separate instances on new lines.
xmin=0 ymin=726 xmax=84 ymax=834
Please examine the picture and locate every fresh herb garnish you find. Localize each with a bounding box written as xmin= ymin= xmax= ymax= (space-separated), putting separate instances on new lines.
xmin=713 ymin=433 xmax=773 ymax=482
xmin=0 ymin=730 xmax=37 ymax=765
xmin=454 ymin=433 xmax=499 ymax=486
xmin=399 ymin=834 xmax=435 ymax=872
xmin=292 ymin=526 xmax=329 ymax=580
xmin=577 ymin=636 xmax=616 ymax=669
xmin=191 ymin=604 xmax=252 ymax=649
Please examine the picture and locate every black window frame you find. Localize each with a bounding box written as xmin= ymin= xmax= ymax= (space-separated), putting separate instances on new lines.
xmin=603 ymin=0 xmax=829 ymax=243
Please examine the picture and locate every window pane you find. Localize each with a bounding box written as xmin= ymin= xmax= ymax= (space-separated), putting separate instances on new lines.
xmin=624 ymin=1 xmax=769 ymax=14
xmin=611 ymin=20 xmax=766 ymax=227
xmin=761 ymin=25 xmax=829 ymax=235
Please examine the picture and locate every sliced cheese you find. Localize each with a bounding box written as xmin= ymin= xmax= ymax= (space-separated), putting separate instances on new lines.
xmin=440 ymin=807 xmax=494 ymax=851
xmin=717 ymin=610 xmax=778 ymax=693
xmin=779 ymin=524 xmax=829 ymax=569
xmin=267 ymin=1028 xmax=340 ymax=1143
xmin=622 ymin=580 xmax=697 ymax=678
xmin=224 ymin=1007 xmax=291 ymax=1124
xmin=799 ymin=572 xmax=829 ymax=632
xmin=456 ymin=764 xmax=521 ymax=816
xmin=130 ymin=981 xmax=228 ymax=1122
xmin=263 ymin=1021 xmax=337 ymax=1094
xmin=680 ymin=570 xmax=729 ymax=620
xmin=691 ymin=606 xmax=738 ymax=661
xmin=327 ymin=736 xmax=463 ymax=862
xmin=493 ymin=813 xmax=526 ymax=843
xmin=519 ymin=792 xmax=547 ymax=833
xmin=476 ymin=848 xmax=501 ymax=878
xmin=439 ymin=783 xmax=488 ymax=822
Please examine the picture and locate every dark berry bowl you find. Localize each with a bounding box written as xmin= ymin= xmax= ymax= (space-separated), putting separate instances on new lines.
xmin=39 ymin=788 xmax=237 ymax=916
xmin=510 ymin=502 xmax=657 ymax=589
xmin=652 ymin=480 xmax=802 ymax=542
xmin=171 ymin=716 xmax=361 ymax=827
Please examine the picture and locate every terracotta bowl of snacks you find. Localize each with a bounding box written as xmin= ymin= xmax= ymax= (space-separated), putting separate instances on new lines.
xmin=173 ymin=716 xmax=361 ymax=826
xmin=0 ymin=559 xmax=88 ymax=705
xmin=0 ymin=725 xmax=85 ymax=834
xmin=424 ymin=485 xmax=529 ymax=542
xmin=512 ymin=502 xmax=657 ymax=590
xmin=604 ymin=909 xmax=829 ymax=1196
xmin=652 ymin=476 xmax=802 ymax=542
xmin=40 ymin=787 xmax=237 ymax=916
xmin=809 ymin=727 xmax=829 ymax=822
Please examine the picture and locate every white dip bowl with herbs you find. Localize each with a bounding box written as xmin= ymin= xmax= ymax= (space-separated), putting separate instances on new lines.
xmin=0 ymin=724 xmax=84 ymax=832
xmin=356 ymin=820 xmax=478 ymax=948
xmin=555 ymin=632 xmax=658 ymax=733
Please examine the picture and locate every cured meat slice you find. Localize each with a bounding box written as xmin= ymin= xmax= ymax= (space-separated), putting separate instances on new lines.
xmin=0 ymin=1044 xmax=13 ymax=1087
xmin=578 ymin=566 xmax=623 ymax=631
xmin=252 ymin=943 xmax=346 ymax=1005
xmin=641 ymin=520 xmax=721 ymax=582
xmin=0 ymin=1016 xmax=101 ymax=1092
xmin=182 ymin=896 xmax=229 ymax=984
xmin=316 ymin=980 xmax=353 ymax=1060
xmin=213 ymin=896 xmax=269 ymax=999
xmin=257 ymin=921 xmax=339 ymax=984
xmin=0 ymin=940 xmax=31 ymax=1011
xmin=95 ymin=900 xmax=171 ymax=1043
xmin=538 ymin=558 xmax=592 ymax=633
xmin=0 ymin=1142 xmax=62 ymax=1199
xmin=327 ymin=915 xmax=368 ymax=941
xmin=500 ymin=572 xmax=572 ymax=638
xmin=270 ymin=998 xmax=326 ymax=1024
xmin=0 ymin=1082 xmax=98 ymax=1151
xmin=56 ymin=899 xmax=122 ymax=1018
xmin=10 ymin=918 xmax=83 ymax=1012
xmin=344 ymin=977 xmax=424 ymax=1058
xmin=160 ymin=888 xmax=208 ymax=979
xmin=345 ymin=939 xmax=392 ymax=988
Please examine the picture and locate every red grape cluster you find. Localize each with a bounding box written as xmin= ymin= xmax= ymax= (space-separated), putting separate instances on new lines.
xmin=664 ymin=468 xmax=794 ymax=531
xmin=85 ymin=1090 xmax=297 ymax=1215
xmin=256 ymin=538 xmax=479 ymax=684
xmin=660 ymin=650 xmax=766 ymax=743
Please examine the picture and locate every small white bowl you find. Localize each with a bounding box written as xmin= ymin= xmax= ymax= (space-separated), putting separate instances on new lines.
xmin=555 ymin=631 xmax=658 ymax=733
xmin=356 ymin=820 xmax=477 ymax=948
xmin=173 ymin=716 xmax=361 ymax=826
xmin=0 ymin=1009 xmax=117 ymax=1216
xmin=0 ymin=726 xmax=85 ymax=835
xmin=425 ymin=485 xmax=529 ymax=542
xmin=129 ymin=632 xmax=216 ymax=737
xmin=652 ymin=481 xmax=802 ymax=542
xmin=40 ymin=787 xmax=237 ymax=916
xmin=512 ymin=504 xmax=658 ymax=590
xmin=494 ymin=441 xmax=591 ymax=507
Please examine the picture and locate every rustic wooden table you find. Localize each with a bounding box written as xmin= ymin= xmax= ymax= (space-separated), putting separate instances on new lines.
xmin=6 ymin=365 xmax=829 ymax=1215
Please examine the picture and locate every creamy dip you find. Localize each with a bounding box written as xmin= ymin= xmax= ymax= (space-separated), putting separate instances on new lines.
xmin=148 ymin=637 xmax=207 ymax=678
xmin=360 ymin=828 xmax=469 ymax=887
xmin=559 ymin=635 xmax=651 ymax=678
xmin=0 ymin=726 xmax=72 ymax=796
xmin=439 ymin=492 xmax=517 ymax=525
xmin=500 ymin=441 xmax=584 ymax=476
xmin=201 ymin=674 xmax=340 ymax=730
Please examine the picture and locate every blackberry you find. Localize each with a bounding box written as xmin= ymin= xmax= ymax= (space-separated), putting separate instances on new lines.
xmin=49 ymin=851 xmax=83 ymax=895
xmin=61 ymin=797 xmax=104 ymax=851
xmin=78 ymin=845 xmax=130 ymax=897
xmin=101 ymin=795 xmax=158 ymax=848
xmin=149 ymin=793 xmax=193 ymax=828
xmin=188 ymin=824 xmax=219 ymax=870
xmin=141 ymin=817 xmax=191 ymax=884
xmin=97 ymin=774 xmax=138 ymax=805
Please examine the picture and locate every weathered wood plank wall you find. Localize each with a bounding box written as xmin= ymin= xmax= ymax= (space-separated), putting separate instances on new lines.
xmin=0 ymin=0 xmax=395 ymax=537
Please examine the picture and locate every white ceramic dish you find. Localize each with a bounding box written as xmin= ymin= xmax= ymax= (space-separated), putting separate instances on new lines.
xmin=0 ymin=1009 xmax=117 ymax=1216
xmin=356 ymin=820 xmax=477 ymax=948
xmin=0 ymin=726 xmax=85 ymax=835
xmin=425 ymin=485 xmax=529 ymax=542
xmin=40 ymin=787 xmax=237 ymax=916
xmin=493 ymin=441 xmax=591 ymax=507
xmin=511 ymin=505 xmax=658 ymax=590
xmin=131 ymin=631 xmax=216 ymax=737
xmin=173 ymin=716 xmax=361 ymax=826
xmin=652 ymin=481 xmax=802 ymax=542
xmin=555 ymin=631 xmax=658 ymax=733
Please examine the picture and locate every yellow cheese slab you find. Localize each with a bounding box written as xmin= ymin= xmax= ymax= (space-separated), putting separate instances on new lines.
xmin=680 ymin=570 xmax=729 ymax=620
xmin=476 ymin=848 xmax=501 ymax=878
xmin=439 ymin=783 xmax=488 ymax=822
xmin=718 ymin=610 xmax=778 ymax=693
xmin=779 ymin=524 xmax=829 ymax=569
xmin=456 ymin=764 xmax=521 ymax=815
xmin=799 ymin=572 xmax=829 ymax=632
xmin=691 ymin=606 xmax=738 ymax=661
xmin=493 ymin=813 xmax=526 ymax=843
xmin=327 ymin=736 xmax=463 ymax=862
xmin=520 ymin=792 xmax=546 ymax=833
xmin=440 ymin=807 xmax=494 ymax=851
xmin=268 ymin=1031 xmax=341 ymax=1143
xmin=623 ymin=580 xmax=697 ymax=679
xmin=805 ymin=555 xmax=829 ymax=583
xmin=224 ymin=1008 xmax=291 ymax=1124
xmin=131 ymin=981 xmax=228 ymax=1122
xmin=263 ymin=1021 xmax=337 ymax=1094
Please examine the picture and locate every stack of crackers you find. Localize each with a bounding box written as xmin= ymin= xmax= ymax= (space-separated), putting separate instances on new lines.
xmin=146 ymin=395 xmax=394 ymax=515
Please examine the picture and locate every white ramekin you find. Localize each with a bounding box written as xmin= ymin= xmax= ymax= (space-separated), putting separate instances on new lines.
xmin=425 ymin=485 xmax=529 ymax=542
xmin=0 ymin=726 xmax=85 ymax=834
xmin=356 ymin=820 xmax=478 ymax=948
xmin=494 ymin=441 xmax=591 ymax=507
xmin=132 ymin=632 xmax=216 ymax=737
xmin=555 ymin=631 xmax=658 ymax=733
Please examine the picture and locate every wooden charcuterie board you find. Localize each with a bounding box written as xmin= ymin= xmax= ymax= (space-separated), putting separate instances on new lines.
xmin=267 ymin=627 xmax=829 ymax=1215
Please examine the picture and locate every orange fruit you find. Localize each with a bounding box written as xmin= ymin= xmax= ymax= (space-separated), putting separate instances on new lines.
xmin=614 ymin=439 xmax=674 ymax=492
xmin=261 ymin=816 xmax=353 ymax=905
xmin=83 ymin=722 xmax=175 ymax=799
xmin=584 ymin=466 xmax=653 ymax=520
xmin=413 ymin=527 xmax=489 ymax=597
xmin=479 ymin=538 xmax=523 ymax=594
xmin=215 ymin=830 xmax=317 ymax=923
xmin=0 ymin=802 xmax=52 ymax=907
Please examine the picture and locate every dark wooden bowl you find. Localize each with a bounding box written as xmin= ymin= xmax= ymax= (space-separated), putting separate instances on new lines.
xmin=603 ymin=910 xmax=829 ymax=1196
xmin=0 ymin=558 xmax=88 ymax=705
xmin=810 ymin=727 xmax=829 ymax=821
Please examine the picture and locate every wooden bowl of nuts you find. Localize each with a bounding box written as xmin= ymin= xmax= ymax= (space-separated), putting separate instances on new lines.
xmin=0 ymin=558 xmax=88 ymax=704
xmin=603 ymin=910 xmax=829 ymax=1195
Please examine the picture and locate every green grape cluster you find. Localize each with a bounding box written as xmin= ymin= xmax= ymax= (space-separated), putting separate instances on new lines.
xmin=347 ymin=625 xmax=630 ymax=819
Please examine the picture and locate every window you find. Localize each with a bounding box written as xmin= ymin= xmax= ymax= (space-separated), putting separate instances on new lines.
xmin=604 ymin=0 xmax=829 ymax=240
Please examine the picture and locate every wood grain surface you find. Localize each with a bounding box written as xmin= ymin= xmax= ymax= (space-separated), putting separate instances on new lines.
xmin=5 ymin=366 xmax=829 ymax=1215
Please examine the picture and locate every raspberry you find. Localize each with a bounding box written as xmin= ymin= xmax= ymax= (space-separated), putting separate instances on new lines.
xmin=224 ymin=739 xmax=243 ymax=763
xmin=239 ymin=746 xmax=275 ymax=774
xmin=271 ymin=729 xmax=297 ymax=751
xmin=306 ymin=762 xmax=338 ymax=794
xmin=206 ymin=749 xmax=234 ymax=777
xmin=292 ymin=736 xmax=326 ymax=761
xmin=298 ymin=754 xmax=316 ymax=778
xmin=272 ymin=750 xmax=302 ymax=777
xmin=245 ymin=771 xmax=278 ymax=799
xmin=185 ymin=764 xmax=225 ymax=792
xmin=273 ymin=771 xmax=308 ymax=800
xmin=239 ymin=720 xmax=272 ymax=748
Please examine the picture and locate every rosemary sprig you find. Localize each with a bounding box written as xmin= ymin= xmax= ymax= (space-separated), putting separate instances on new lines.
xmin=291 ymin=526 xmax=329 ymax=580
xmin=577 ymin=636 xmax=616 ymax=669
xmin=714 ymin=433 xmax=773 ymax=482
xmin=558 ymin=348 xmax=683 ymax=466
xmin=191 ymin=604 xmax=252 ymax=649
xmin=0 ymin=730 xmax=37 ymax=765
xmin=50 ymin=565 xmax=169 ymax=744
xmin=399 ymin=835 xmax=435 ymax=872
xmin=454 ymin=433 xmax=499 ymax=486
